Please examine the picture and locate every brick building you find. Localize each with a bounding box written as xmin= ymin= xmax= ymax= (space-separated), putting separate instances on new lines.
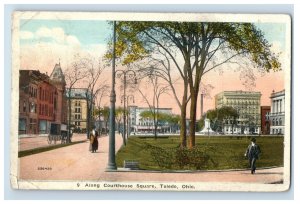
xmin=261 ymin=106 xmax=271 ymax=135
xmin=50 ymin=63 xmax=68 ymax=126
xmin=37 ymin=75 xmax=56 ymax=134
xmin=19 ymin=70 xmax=40 ymax=134
xmin=19 ymin=64 xmax=67 ymax=135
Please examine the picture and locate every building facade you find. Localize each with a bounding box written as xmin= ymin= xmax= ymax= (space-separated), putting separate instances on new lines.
xmin=19 ymin=70 xmax=40 ymax=134
xmin=215 ymin=91 xmax=261 ymax=135
xmin=261 ymin=106 xmax=271 ymax=135
xmin=269 ymin=90 xmax=285 ymax=135
xmin=129 ymin=106 xmax=173 ymax=133
xmin=19 ymin=64 xmax=68 ymax=135
xmin=66 ymin=88 xmax=93 ymax=132
xmin=37 ymin=76 xmax=56 ymax=134
xmin=49 ymin=63 xmax=68 ymax=126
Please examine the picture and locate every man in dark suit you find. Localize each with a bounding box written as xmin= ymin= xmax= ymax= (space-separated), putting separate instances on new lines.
xmin=244 ymin=137 xmax=261 ymax=174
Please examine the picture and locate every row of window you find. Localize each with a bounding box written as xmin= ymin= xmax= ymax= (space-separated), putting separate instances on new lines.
xmin=39 ymin=87 xmax=55 ymax=104
xmin=74 ymin=107 xmax=81 ymax=113
xmin=225 ymin=99 xmax=259 ymax=105
xmin=29 ymin=86 xmax=38 ymax=98
xmin=75 ymin=101 xmax=81 ymax=106
xmin=74 ymin=114 xmax=82 ymax=119
xmin=272 ymin=118 xmax=283 ymax=126
xmin=74 ymin=121 xmax=81 ymax=126
xmin=20 ymin=100 xmax=54 ymax=117
xmin=225 ymin=127 xmax=259 ymax=132
xmin=39 ymin=103 xmax=54 ymax=117
xmin=271 ymin=128 xmax=283 ymax=134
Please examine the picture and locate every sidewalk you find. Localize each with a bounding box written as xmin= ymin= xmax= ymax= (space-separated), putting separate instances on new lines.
xmin=19 ymin=133 xmax=283 ymax=184
xmin=18 ymin=133 xmax=88 ymax=151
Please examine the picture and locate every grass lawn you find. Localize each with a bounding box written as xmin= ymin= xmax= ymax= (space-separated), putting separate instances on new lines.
xmin=116 ymin=136 xmax=284 ymax=170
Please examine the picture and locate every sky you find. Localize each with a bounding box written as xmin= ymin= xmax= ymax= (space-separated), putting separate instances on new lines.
xmin=19 ymin=19 xmax=288 ymax=118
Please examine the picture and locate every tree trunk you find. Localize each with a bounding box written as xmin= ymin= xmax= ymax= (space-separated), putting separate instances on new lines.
xmin=179 ymin=81 xmax=188 ymax=148
xmin=179 ymin=62 xmax=189 ymax=148
xmin=87 ymin=105 xmax=90 ymax=139
xmin=67 ymin=91 xmax=72 ymax=143
xmin=179 ymin=102 xmax=187 ymax=148
xmin=189 ymin=91 xmax=197 ymax=148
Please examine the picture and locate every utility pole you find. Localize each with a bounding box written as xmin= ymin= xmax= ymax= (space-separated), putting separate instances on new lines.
xmin=106 ymin=21 xmax=117 ymax=171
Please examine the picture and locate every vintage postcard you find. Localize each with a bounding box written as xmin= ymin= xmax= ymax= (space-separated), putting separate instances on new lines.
xmin=10 ymin=11 xmax=291 ymax=191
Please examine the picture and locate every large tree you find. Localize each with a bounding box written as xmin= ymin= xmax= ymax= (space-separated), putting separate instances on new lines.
xmin=137 ymin=74 xmax=169 ymax=139
xmin=64 ymin=55 xmax=88 ymax=142
xmin=108 ymin=21 xmax=281 ymax=148
xmin=74 ymin=56 xmax=106 ymax=139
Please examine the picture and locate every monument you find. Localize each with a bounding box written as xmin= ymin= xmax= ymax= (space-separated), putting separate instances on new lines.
xmin=199 ymin=118 xmax=216 ymax=135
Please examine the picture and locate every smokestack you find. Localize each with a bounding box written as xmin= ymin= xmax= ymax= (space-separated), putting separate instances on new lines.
xmin=201 ymin=93 xmax=204 ymax=118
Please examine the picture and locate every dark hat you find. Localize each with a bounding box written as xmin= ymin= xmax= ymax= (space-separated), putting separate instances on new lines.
xmin=251 ymin=137 xmax=256 ymax=142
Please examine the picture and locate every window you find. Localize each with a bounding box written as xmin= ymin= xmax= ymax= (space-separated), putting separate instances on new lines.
xmin=39 ymin=87 xmax=42 ymax=100
xmin=279 ymin=118 xmax=282 ymax=126
xmin=23 ymin=101 xmax=26 ymax=112
xmin=30 ymin=102 xmax=35 ymax=113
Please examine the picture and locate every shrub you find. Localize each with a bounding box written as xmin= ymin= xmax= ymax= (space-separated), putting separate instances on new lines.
xmin=144 ymin=143 xmax=218 ymax=170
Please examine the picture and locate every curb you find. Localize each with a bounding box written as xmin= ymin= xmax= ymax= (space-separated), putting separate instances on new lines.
xmin=111 ymin=166 xmax=283 ymax=173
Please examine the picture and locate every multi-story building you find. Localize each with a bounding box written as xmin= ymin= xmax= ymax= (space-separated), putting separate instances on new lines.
xmin=37 ymin=73 xmax=57 ymax=134
xmin=269 ymin=90 xmax=285 ymax=135
xmin=49 ymin=62 xmax=68 ymax=126
xmin=19 ymin=64 xmax=68 ymax=135
xmin=66 ymin=88 xmax=93 ymax=132
xmin=215 ymin=91 xmax=261 ymax=135
xmin=261 ymin=106 xmax=271 ymax=135
xmin=129 ymin=106 xmax=173 ymax=133
xmin=19 ymin=70 xmax=40 ymax=134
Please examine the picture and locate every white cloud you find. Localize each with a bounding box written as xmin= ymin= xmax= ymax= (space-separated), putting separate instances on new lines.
xmin=66 ymin=35 xmax=81 ymax=46
xmin=23 ymin=26 xmax=81 ymax=46
xmin=36 ymin=27 xmax=52 ymax=38
xmin=20 ymin=31 xmax=34 ymax=39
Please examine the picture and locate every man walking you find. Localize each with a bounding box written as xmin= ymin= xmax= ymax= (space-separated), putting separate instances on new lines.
xmin=244 ymin=137 xmax=261 ymax=174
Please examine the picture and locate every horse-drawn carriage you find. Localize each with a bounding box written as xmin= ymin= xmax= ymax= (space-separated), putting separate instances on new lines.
xmin=47 ymin=123 xmax=71 ymax=144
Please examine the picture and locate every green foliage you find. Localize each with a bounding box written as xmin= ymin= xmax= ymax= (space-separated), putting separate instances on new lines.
xmin=201 ymin=106 xmax=239 ymax=132
xmin=116 ymin=136 xmax=284 ymax=171
xmin=106 ymin=21 xmax=281 ymax=72
xmin=143 ymin=143 xmax=216 ymax=170
xmin=140 ymin=111 xmax=180 ymax=124
xmin=107 ymin=21 xmax=282 ymax=147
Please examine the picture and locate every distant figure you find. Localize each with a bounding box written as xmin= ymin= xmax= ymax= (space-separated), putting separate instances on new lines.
xmin=89 ymin=133 xmax=94 ymax=152
xmin=92 ymin=130 xmax=99 ymax=153
xmin=244 ymin=137 xmax=261 ymax=174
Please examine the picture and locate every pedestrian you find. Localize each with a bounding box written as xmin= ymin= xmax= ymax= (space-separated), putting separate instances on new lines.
xmin=89 ymin=132 xmax=95 ymax=152
xmin=244 ymin=137 xmax=261 ymax=174
xmin=92 ymin=129 xmax=99 ymax=153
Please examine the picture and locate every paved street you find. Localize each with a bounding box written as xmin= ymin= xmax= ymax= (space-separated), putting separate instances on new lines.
xmin=19 ymin=133 xmax=88 ymax=151
xmin=19 ymin=133 xmax=283 ymax=184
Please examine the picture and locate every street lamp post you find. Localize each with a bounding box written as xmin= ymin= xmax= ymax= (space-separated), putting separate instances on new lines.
xmin=121 ymin=95 xmax=134 ymax=140
xmin=106 ymin=21 xmax=117 ymax=171
xmin=115 ymin=70 xmax=137 ymax=146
